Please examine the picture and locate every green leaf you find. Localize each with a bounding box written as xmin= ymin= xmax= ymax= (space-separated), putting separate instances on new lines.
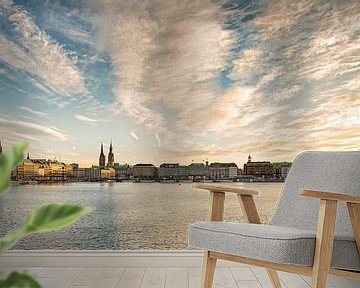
xmin=0 ymin=226 xmax=25 ymax=253
xmin=0 ymin=141 xmax=28 ymax=195
xmin=22 ymin=204 xmax=92 ymax=233
xmin=0 ymin=271 xmax=41 ymax=288
xmin=0 ymin=204 xmax=92 ymax=252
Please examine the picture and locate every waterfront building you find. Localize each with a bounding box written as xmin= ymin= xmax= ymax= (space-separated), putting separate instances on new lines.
xmin=158 ymin=163 xmax=188 ymax=180
xmin=71 ymin=163 xmax=86 ymax=180
xmin=17 ymin=159 xmax=37 ymax=179
xmin=178 ymin=165 xmax=188 ymax=180
xmin=85 ymin=167 xmax=101 ymax=181
xmin=281 ymin=166 xmax=291 ymax=179
xmin=99 ymin=143 xmax=106 ymax=167
xmin=187 ymin=162 xmax=209 ymax=180
xmin=73 ymin=168 xmax=85 ymax=180
xmin=243 ymin=155 xmax=273 ymax=178
xmin=273 ymin=162 xmax=292 ymax=179
xmin=209 ymin=162 xmax=238 ymax=180
xmin=107 ymin=140 xmax=114 ymax=167
xmin=49 ymin=161 xmax=72 ymax=180
xmin=16 ymin=157 xmax=73 ymax=181
xmin=114 ymin=164 xmax=132 ymax=180
xmin=132 ymin=164 xmax=158 ymax=180
xmin=32 ymin=159 xmax=52 ymax=179
xmin=100 ymin=167 xmax=115 ymax=180
xmin=71 ymin=163 xmax=79 ymax=169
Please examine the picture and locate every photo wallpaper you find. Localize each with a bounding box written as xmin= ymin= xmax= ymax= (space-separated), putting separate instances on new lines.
xmin=0 ymin=0 xmax=359 ymax=250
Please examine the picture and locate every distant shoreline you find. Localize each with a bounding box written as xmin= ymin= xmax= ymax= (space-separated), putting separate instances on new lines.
xmin=11 ymin=179 xmax=285 ymax=186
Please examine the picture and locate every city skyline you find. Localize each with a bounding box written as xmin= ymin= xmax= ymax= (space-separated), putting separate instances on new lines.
xmin=0 ymin=0 xmax=359 ymax=167
xmin=18 ymin=138 xmax=272 ymax=169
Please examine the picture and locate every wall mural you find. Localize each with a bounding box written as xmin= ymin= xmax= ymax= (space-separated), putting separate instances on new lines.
xmin=0 ymin=0 xmax=359 ymax=249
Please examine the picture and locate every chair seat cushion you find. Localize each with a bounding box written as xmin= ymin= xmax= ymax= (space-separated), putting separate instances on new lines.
xmin=189 ymin=221 xmax=360 ymax=271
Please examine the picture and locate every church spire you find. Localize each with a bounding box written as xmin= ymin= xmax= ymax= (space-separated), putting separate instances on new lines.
xmin=108 ymin=139 xmax=114 ymax=167
xmin=27 ymin=151 xmax=30 ymax=159
xmin=248 ymin=154 xmax=252 ymax=163
xmin=99 ymin=142 xmax=106 ymax=167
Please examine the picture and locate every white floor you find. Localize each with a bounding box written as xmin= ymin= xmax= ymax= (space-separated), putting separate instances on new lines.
xmin=1 ymin=251 xmax=359 ymax=288
xmin=2 ymin=266 xmax=360 ymax=288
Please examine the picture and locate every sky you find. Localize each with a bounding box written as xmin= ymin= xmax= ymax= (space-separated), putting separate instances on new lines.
xmin=0 ymin=0 xmax=359 ymax=167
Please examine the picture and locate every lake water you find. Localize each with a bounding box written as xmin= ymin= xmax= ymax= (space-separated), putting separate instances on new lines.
xmin=0 ymin=182 xmax=282 ymax=250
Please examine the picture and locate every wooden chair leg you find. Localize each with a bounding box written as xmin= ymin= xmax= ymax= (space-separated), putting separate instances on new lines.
xmin=266 ymin=269 xmax=282 ymax=288
xmin=312 ymin=200 xmax=337 ymax=288
xmin=347 ymin=202 xmax=360 ymax=254
xmin=201 ymin=251 xmax=217 ymax=288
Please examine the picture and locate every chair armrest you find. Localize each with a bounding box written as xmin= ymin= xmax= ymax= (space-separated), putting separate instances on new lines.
xmin=299 ymin=189 xmax=360 ymax=204
xmin=193 ymin=183 xmax=259 ymax=196
xmin=194 ymin=183 xmax=261 ymax=223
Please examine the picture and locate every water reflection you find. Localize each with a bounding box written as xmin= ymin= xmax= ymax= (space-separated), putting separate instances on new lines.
xmin=0 ymin=182 xmax=282 ymax=250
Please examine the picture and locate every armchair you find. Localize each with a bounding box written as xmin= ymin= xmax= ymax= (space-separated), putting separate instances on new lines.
xmin=188 ymin=151 xmax=360 ymax=288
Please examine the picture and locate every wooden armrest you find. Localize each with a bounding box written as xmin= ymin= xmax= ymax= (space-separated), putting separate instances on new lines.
xmin=300 ymin=189 xmax=360 ymax=204
xmin=194 ymin=184 xmax=261 ymax=224
xmin=193 ymin=183 xmax=259 ymax=196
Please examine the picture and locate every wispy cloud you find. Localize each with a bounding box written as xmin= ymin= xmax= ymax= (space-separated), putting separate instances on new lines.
xmin=0 ymin=0 xmax=100 ymax=111
xmin=130 ymin=131 xmax=138 ymax=141
xmin=0 ymin=3 xmax=86 ymax=95
xmin=75 ymin=114 xmax=99 ymax=123
xmin=155 ymin=132 xmax=161 ymax=147
xmin=0 ymin=116 xmax=69 ymax=141
xmin=19 ymin=106 xmax=48 ymax=118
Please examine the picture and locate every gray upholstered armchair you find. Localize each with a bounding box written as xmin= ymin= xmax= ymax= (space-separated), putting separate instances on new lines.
xmin=189 ymin=151 xmax=360 ymax=288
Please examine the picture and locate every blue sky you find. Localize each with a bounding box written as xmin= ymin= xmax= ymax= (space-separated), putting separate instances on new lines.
xmin=0 ymin=0 xmax=359 ymax=167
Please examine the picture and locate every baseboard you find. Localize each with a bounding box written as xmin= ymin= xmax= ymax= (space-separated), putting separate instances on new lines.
xmin=0 ymin=250 xmax=248 ymax=267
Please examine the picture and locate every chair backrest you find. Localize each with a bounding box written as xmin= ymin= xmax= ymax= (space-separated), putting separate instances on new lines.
xmin=270 ymin=151 xmax=360 ymax=238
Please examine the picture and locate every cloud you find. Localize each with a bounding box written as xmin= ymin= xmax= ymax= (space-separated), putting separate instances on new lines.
xmin=85 ymin=0 xmax=359 ymax=163
xmin=92 ymin=0 xmax=232 ymax=133
xmin=0 ymin=116 xmax=69 ymax=141
xmin=0 ymin=0 xmax=93 ymax=101
xmin=130 ymin=131 xmax=138 ymax=141
xmin=75 ymin=114 xmax=99 ymax=123
xmin=155 ymin=132 xmax=161 ymax=147
xmin=39 ymin=5 xmax=94 ymax=46
xmin=19 ymin=106 xmax=48 ymax=118
xmin=1 ymin=0 xmax=359 ymax=164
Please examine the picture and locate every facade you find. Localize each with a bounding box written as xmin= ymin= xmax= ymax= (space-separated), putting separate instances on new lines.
xmin=71 ymin=163 xmax=86 ymax=180
xmin=273 ymin=162 xmax=292 ymax=179
xmin=100 ymin=168 xmax=115 ymax=180
xmin=85 ymin=167 xmax=101 ymax=180
xmin=73 ymin=168 xmax=85 ymax=179
xmin=114 ymin=164 xmax=132 ymax=180
xmin=178 ymin=165 xmax=188 ymax=180
xmin=16 ymin=159 xmax=72 ymax=180
xmin=187 ymin=163 xmax=209 ymax=180
xmin=209 ymin=162 xmax=238 ymax=180
xmin=243 ymin=155 xmax=273 ymax=178
xmin=158 ymin=163 xmax=188 ymax=180
xmin=132 ymin=164 xmax=158 ymax=180
xmin=33 ymin=159 xmax=51 ymax=179
xmin=17 ymin=159 xmax=37 ymax=179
